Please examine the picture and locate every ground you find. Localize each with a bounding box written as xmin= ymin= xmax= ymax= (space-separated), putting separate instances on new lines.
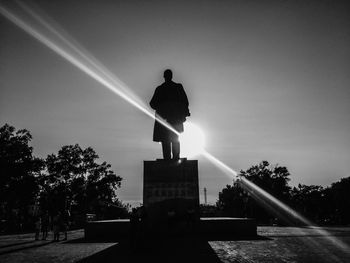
xmin=0 ymin=226 xmax=349 ymax=262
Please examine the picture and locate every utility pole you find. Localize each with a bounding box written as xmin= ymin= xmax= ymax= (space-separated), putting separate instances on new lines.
xmin=204 ymin=187 xmax=207 ymax=205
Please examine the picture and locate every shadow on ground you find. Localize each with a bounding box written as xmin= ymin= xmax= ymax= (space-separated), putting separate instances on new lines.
xmin=0 ymin=240 xmax=54 ymax=255
xmin=0 ymin=240 xmax=35 ymax=249
xmin=71 ymin=234 xmax=268 ymax=263
xmin=78 ymin=237 xmax=222 ymax=263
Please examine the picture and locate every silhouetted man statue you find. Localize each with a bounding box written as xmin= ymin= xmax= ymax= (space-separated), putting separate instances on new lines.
xmin=150 ymin=69 xmax=190 ymax=160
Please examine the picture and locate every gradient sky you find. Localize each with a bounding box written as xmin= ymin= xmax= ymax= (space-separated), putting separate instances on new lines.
xmin=1 ymin=0 xmax=350 ymax=205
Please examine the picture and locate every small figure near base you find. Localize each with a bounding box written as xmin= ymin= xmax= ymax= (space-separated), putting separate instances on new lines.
xmin=150 ymin=69 xmax=190 ymax=160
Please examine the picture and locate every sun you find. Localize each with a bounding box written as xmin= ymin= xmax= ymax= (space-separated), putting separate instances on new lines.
xmin=179 ymin=122 xmax=206 ymax=158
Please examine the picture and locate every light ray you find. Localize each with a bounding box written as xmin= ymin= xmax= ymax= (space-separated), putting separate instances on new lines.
xmin=15 ymin=0 xmax=141 ymax=105
xmin=202 ymin=150 xmax=350 ymax=254
xmin=1 ymin=2 xmax=349 ymax=256
xmin=202 ymin=151 xmax=238 ymax=177
xmin=0 ymin=4 xmax=178 ymax=137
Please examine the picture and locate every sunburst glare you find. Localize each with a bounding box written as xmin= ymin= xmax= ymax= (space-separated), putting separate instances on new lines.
xmin=180 ymin=122 xmax=206 ymax=158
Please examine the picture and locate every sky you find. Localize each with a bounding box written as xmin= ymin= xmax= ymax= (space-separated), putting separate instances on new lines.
xmin=1 ymin=0 xmax=350 ymax=205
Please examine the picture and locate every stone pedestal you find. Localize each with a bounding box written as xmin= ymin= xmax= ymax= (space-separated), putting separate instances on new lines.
xmin=84 ymin=158 xmax=258 ymax=240
xmin=143 ymin=159 xmax=199 ymax=224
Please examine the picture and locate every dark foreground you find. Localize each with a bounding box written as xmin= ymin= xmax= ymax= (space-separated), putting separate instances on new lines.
xmin=0 ymin=226 xmax=349 ymax=262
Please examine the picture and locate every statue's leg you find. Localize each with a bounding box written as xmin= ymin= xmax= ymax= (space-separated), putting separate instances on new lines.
xmin=172 ymin=141 xmax=180 ymax=160
xmin=162 ymin=141 xmax=171 ymax=160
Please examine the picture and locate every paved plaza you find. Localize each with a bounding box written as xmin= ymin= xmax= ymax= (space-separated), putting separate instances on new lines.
xmin=0 ymin=226 xmax=349 ymax=262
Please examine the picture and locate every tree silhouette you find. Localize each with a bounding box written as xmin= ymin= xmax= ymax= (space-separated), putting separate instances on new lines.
xmin=0 ymin=123 xmax=44 ymax=231
xmin=41 ymin=144 xmax=124 ymax=223
xmin=290 ymin=184 xmax=325 ymax=222
xmin=218 ymin=161 xmax=291 ymax=223
xmin=330 ymin=177 xmax=350 ymax=224
xmin=217 ymin=183 xmax=246 ymax=217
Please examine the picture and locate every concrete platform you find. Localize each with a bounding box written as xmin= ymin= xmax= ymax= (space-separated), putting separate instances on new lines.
xmin=200 ymin=217 xmax=257 ymax=237
xmin=84 ymin=217 xmax=257 ymax=240
xmin=85 ymin=219 xmax=130 ymax=240
xmin=2 ymin=227 xmax=350 ymax=262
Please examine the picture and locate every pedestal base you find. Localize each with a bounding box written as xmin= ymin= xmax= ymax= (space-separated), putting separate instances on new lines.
xmin=84 ymin=217 xmax=257 ymax=240
xmin=84 ymin=159 xmax=257 ymax=240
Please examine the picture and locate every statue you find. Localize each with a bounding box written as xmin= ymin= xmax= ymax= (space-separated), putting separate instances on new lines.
xmin=150 ymin=69 xmax=190 ymax=160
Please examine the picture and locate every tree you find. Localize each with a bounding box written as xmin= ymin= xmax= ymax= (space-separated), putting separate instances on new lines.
xmin=200 ymin=203 xmax=221 ymax=217
xmin=217 ymin=183 xmax=246 ymax=217
xmin=0 ymin=124 xmax=44 ymax=231
xmin=290 ymin=184 xmax=325 ymax=223
xmin=217 ymin=161 xmax=291 ymax=224
xmin=41 ymin=144 xmax=124 ymax=224
xmin=330 ymin=177 xmax=350 ymax=224
xmin=288 ymin=177 xmax=350 ymax=225
xmin=240 ymin=161 xmax=291 ymax=202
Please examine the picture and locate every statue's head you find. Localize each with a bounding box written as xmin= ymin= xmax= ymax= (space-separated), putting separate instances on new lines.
xmin=163 ymin=69 xmax=173 ymax=82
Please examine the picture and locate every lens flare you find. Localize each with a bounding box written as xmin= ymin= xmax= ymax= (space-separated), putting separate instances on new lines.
xmin=1 ymin=2 xmax=349 ymax=257
xmin=179 ymin=122 xmax=206 ymax=158
xmin=0 ymin=2 xmax=178 ymax=137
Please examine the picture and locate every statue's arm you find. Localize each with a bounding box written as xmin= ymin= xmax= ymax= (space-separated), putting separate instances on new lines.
xmin=179 ymin=84 xmax=190 ymax=117
xmin=150 ymin=87 xmax=159 ymax=110
xmin=180 ymin=84 xmax=189 ymax=107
